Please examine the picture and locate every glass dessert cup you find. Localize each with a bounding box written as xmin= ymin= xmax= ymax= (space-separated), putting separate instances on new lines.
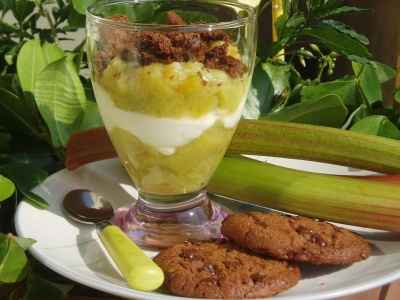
xmin=87 ymin=0 xmax=257 ymax=248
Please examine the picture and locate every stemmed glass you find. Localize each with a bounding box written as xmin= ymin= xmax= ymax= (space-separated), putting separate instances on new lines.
xmin=86 ymin=0 xmax=257 ymax=248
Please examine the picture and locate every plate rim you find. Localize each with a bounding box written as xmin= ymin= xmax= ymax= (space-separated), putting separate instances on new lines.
xmin=13 ymin=158 xmax=400 ymax=300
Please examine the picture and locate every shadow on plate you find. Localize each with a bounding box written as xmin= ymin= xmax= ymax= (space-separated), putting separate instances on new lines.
xmin=76 ymin=228 xmax=125 ymax=284
xmin=300 ymin=264 xmax=349 ymax=279
xmin=356 ymin=231 xmax=400 ymax=242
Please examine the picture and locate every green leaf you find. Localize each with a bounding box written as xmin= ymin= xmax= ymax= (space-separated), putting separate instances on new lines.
xmin=351 ymin=115 xmax=400 ymax=139
xmin=0 ymin=233 xmax=28 ymax=283
xmin=17 ymin=40 xmax=65 ymax=93
xmin=322 ymin=20 xmax=369 ymax=45
xmin=0 ymin=131 xmax=11 ymax=152
xmin=14 ymin=237 xmax=35 ymax=250
xmin=1 ymin=0 xmax=14 ymax=13
xmin=0 ymin=88 xmax=42 ymax=137
xmin=261 ymin=61 xmax=291 ymax=96
xmin=34 ymin=54 xmax=87 ymax=147
xmin=72 ymin=0 xmax=96 ymax=14
xmin=395 ymin=89 xmax=400 ymax=104
xmin=5 ymin=44 xmax=21 ymax=65
xmin=0 ymin=163 xmax=49 ymax=209
xmin=33 ymin=0 xmax=45 ymax=5
xmin=98 ymin=1 xmax=161 ymax=22
xmin=369 ymin=61 xmax=396 ymax=83
xmin=265 ymin=94 xmax=348 ymax=128
xmin=24 ymin=273 xmax=72 ymax=300
xmin=172 ymin=10 xmax=218 ymax=24
xmin=243 ymin=63 xmax=274 ymax=119
xmin=286 ymin=13 xmax=306 ymax=28
xmin=301 ymin=78 xmax=358 ymax=107
xmin=266 ymin=13 xmax=305 ymax=57
xmin=153 ymin=9 xmax=218 ymax=24
xmin=0 ymin=20 xmax=17 ymax=34
xmin=342 ymin=104 xmax=370 ymax=129
xmin=314 ymin=5 xmax=368 ymax=19
xmin=12 ymin=0 xmax=35 ymax=23
xmin=302 ymin=25 xmax=371 ymax=60
xmin=80 ymin=101 xmax=103 ymax=130
xmin=22 ymin=192 xmax=49 ymax=209
xmin=42 ymin=42 xmax=65 ymax=64
xmin=0 ymin=175 xmax=15 ymax=202
xmin=353 ymin=62 xmax=382 ymax=106
xmin=67 ymin=6 xmax=86 ymax=29
xmin=17 ymin=39 xmax=46 ymax=93
xmin=4 ymin=151 xmax=55 ymax=171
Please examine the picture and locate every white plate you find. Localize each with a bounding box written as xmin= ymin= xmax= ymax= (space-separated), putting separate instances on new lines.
xmin=14 ymin=158 xmax=400 ymax=300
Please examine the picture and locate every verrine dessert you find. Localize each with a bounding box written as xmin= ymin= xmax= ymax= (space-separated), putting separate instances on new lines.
xmin=87 ymin=0 xmax=256 ymax=247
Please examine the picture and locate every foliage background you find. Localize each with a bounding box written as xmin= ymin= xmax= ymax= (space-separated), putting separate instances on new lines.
xmin=0 ymin=0 xmax=399 ymax=299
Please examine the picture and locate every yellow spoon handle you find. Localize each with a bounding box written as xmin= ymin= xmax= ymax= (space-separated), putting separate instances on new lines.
xmin=98 ymin=224 xmax=164 ymax=291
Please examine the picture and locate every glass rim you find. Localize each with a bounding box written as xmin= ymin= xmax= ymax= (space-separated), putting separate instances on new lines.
xmin=87 ymin=0 xmax=257 ymax=32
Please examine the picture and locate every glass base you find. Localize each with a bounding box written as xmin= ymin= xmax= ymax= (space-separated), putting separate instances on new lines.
xmin=112 ymin=191 xmax=229 ymax=249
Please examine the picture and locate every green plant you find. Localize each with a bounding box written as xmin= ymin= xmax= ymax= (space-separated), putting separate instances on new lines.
xmin=246 ymin=0 xmax=399 ymax=139
xmin=0 ymin=0 xmax=97 ymax=298
xmin=0 ymin=0 xmax=399 ymax=299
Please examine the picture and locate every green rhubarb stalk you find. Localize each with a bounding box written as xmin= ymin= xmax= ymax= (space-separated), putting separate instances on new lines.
xmin=227 ymin=119 xmax=400 ymax=174
xmin=209 ymin=156 xmax=400 ymax=231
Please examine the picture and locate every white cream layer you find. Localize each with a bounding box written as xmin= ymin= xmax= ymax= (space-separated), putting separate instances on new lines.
xmin=94 ymin=84 xmax=245 ymax=155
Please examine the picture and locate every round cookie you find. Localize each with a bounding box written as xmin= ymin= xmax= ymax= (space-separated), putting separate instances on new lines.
xmin=154 ymin=241 xmax=300 ymax=299
xmin=221 ymin=212 xmax=371 ymax=265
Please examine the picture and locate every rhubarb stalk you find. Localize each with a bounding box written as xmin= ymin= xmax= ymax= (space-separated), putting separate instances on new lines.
xmin=209 ymin=156 xmax=400 ymax=231
xmin=228 ymin=119 xmax=400 ymax=174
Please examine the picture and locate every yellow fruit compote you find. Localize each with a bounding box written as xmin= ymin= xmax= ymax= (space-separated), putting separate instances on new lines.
xmin=93 ymin=57 xmax=251 ymax=197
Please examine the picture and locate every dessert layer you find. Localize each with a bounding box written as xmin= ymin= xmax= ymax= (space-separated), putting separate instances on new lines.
xmin=95 ymin=13 xmax=248 ymax=78
xmin=94 ymin=83 xmax=246 ymax=155
xmin=98 ymin=59 xmax=249 ymax=118
xmin=110 ymin=124 xmax=236 ymax=195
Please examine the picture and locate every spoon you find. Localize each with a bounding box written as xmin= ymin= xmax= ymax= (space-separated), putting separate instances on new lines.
xmin=63 ymin=189 xmax=164 ymax=291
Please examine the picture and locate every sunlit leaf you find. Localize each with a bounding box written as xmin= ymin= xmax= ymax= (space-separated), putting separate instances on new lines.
xmin=42 ymin=42 xmax=65 ymax=64
xmin=17 ymin=39 xmax=46 ymax=93
xmin=262 ymin=61 xmax=291 ymax=96
xmin=34 ymin=54 xmax=87 ymax=147
xmin=0 ymin=233 xmax=28 ymax=283
xmin=301 ymin=78 xmax=358 ymax=107
xmin=0 ymin=175 xmax=15 ymax=202
xmin=351 ymin=115 xmax=400 ymax=140
xmin=17 ymin=40 xmax=64 ymax=93
xmin=369 ymin=61 xmax=396 ymax=84
xmin=243 ymin=63 xmax=274 ymax=119
xmin=265 ymin=94 xmax=348 ymax=127
xmin=14 ymin=237 xmax=36 ymax=250
xmin=353 ymin=62 xmax=382 ymax=106
xmin=72 ymin=0 xmax=96 ymax=14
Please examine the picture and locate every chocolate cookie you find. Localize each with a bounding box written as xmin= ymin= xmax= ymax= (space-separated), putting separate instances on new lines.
xmin=221 ymin=212 xmax=371 ymax=265
xmin=154 ymin=241 xmax=300 ymax=299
